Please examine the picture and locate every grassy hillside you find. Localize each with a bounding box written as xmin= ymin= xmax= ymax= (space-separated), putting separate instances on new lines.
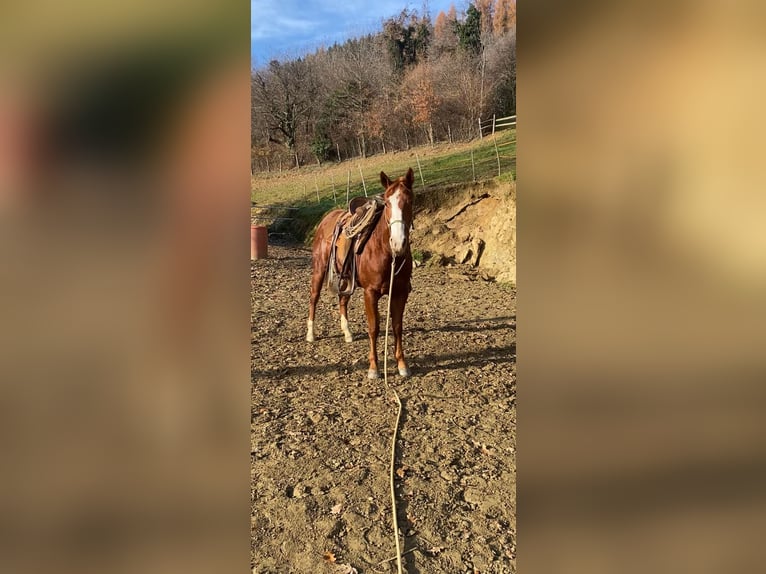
xmin=251 ymin=129 xmax=515 ymax=242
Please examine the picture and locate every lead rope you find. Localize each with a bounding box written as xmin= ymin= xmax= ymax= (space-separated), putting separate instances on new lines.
xmin=384 ymin=255 xmax=404 ymax=574
xmin=393 ymin=254 xmax=407 ymax=276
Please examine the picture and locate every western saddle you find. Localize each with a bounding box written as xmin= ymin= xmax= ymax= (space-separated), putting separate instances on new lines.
xmin=327 ymin=195 xmax=386 ymax=296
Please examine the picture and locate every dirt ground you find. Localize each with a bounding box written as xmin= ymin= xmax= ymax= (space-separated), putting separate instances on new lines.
xmin=251 ymin=243 xmax=516 ymax=574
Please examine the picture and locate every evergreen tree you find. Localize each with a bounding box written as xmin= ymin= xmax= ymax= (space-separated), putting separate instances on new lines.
xmin=454 ymin=4 xmax=482 ymax=55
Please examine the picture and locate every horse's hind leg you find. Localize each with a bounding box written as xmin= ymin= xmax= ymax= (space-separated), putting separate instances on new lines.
xmin=339 ymin=294 xmax=353 ymax=343
xmin=307 ymin=252 xmax=327 ymax=342
xmin=363 ymin=288 xmax=381 ymax=379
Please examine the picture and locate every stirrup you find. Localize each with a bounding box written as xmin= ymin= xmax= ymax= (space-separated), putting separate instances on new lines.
xmin=327 ymin=253 xmax=356 ymax=296
xmin=336 ymin=261 xmax=356 ymax=296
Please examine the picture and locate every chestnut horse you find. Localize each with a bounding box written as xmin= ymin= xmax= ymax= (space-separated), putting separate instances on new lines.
xmin=306 ymin=168 xmax=414 ymax=379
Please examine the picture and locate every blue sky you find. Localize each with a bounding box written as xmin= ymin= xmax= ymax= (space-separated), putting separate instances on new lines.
xmin=251 ymin=0 xmax=466 ymax=67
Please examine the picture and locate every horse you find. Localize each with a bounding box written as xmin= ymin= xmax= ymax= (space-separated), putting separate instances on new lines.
xmin=306 ymin=168 xmax=415 ymax=379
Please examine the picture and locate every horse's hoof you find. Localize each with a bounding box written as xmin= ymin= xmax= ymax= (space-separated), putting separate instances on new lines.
xmin=340 ymin=316 xmax=353 ymax=343
xmin=368 ymin=369 xmax=380 ymax=380
xmin=399 ymin=367 xmax=411 ymax=377
xmin=306 ymin=320 xmax=315 ymax=342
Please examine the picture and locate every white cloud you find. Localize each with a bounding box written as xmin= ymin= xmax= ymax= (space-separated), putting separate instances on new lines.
xmin=252 ymin=16 xmax=317 ymax=40
xmin=251 ymin=0 xmax=459 ymax=60
xmin=251 ymin=0 xmax=320 ymax=39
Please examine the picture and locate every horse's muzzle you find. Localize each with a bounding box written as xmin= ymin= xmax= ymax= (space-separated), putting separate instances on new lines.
xmin=390 ymin=239 xmax=407 ymax=257
xmin=389 ymin=221 xmax=407 ymax=256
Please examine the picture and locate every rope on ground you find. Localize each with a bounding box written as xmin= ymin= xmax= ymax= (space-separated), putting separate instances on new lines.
xmin=384 ymin=256 xmax=404 ymax=574
xmin=376 ymin=548 xmax=416 ymax=569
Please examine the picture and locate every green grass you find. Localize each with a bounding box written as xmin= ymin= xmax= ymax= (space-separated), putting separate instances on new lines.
xmin=252 ymin=129 xmax=515 ymax=242
xmin=411 ymin=249 xmax=425 ymax=264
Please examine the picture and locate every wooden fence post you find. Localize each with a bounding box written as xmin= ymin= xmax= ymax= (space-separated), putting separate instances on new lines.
xmin=415 ymin=153 xmax=426 ymax=191
xmin=331 ymin=174 xmax=337 ymax=204
xmin=314 ymin=178 xmax=320 ymax=203
xmin=493 ymin=135 xmax=501 ymax=177
xmin=478 ymin=117 xmax=483 ymax=139
xmin=358 ymin=165 xmax=367 ymax=196
xmin=492 ymin=113 xmax=496 ymax=135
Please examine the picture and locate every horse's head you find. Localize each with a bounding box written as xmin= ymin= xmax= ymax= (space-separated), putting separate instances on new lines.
xmin=380 ymin=168 xmax=414 ymax=257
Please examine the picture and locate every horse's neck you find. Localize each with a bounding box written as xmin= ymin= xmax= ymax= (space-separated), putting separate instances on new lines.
xmin=370 ymin=215 xmax=392 ymax=261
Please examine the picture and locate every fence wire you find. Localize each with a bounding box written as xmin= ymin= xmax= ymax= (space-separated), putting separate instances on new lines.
xmin=252 ymin=129 xmax=515 ymax=229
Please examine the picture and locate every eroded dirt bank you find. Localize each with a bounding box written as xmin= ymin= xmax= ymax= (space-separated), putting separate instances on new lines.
xmin=412 ymin=180 xmax=516 ymax=285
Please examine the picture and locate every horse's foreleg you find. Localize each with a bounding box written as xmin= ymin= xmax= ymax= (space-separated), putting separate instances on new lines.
xmin=339 ymin=294 xmax=353 ymax=343
xmin=390 ymin=293 xmax=410 ymax=377
xmin=364 ymin=289 xmax=381 ymax=379
xmin=307 ymin=258 xmax=326 ymax=342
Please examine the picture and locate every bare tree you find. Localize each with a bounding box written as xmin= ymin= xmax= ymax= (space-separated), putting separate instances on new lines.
xmin=431 ymin=6 xmax=459 ymax=58
xmin=431 ymin=50 xmax=484 ymax=139
xmin=401 ymin=63 xmax=440 ymax=146
xmin=484 ymin=29 xmax=516 ymax=114
xmin=249 ymin=1 xmax=515 ymax=172
xmin=251 ymin=58 xmax=319 ymax=167
xmin=320 ymin=35 xmax=393 ymax=158
xmin=492 ymin=0 xmax=517 ymax=35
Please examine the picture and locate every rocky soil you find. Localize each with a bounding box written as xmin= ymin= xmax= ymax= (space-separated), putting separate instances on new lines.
xmin=252 ymin=240 xmax=516 ymax=574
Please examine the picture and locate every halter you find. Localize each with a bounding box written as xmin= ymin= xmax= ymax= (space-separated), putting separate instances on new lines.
xmin=384 ymin=187 xmax=411 ymax=275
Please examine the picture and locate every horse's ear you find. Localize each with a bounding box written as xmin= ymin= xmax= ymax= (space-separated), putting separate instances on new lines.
xmin=405 ymin=167 xmax=414 ymax=189
xmin=380 ymin=171 xmax=391 ymax=189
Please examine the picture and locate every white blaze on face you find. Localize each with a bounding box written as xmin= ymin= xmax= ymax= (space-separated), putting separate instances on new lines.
xmin=389 ymin=189 xmax=406 ymax=256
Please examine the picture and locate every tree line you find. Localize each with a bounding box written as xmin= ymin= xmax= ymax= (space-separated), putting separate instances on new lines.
xmin=251 ymin=0 xmax=516 ymax=172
